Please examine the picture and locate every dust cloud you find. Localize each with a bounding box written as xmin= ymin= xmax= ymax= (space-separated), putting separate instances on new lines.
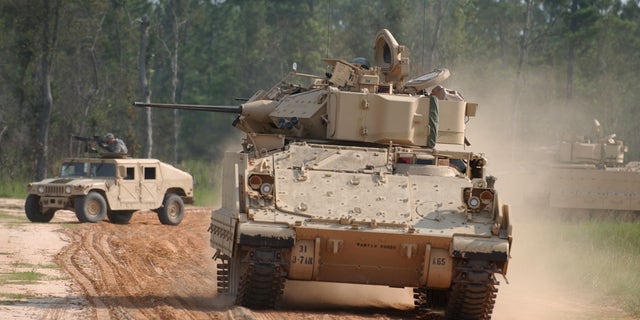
xmin=282 ymin=281 xmax=413 ymax=310
xmin=446 ymin=64 xmax=632 ymax=319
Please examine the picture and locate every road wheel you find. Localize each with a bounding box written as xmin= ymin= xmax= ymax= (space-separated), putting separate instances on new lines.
xmin=75 ymin=191 xmax=107 ymax=223
xmin=25 ymin=195 xmax=55 ymax=223
xmin=157 ymin=193 xmax=184 ymax=225
xmin=107 ymin=210 xmax=134 ymax=224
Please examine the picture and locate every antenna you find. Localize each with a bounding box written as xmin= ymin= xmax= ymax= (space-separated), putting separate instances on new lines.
xmin=421 ymin=0 xmax=426 ymax=75
xmin=326 ymin=0 xmax=332 ymax=57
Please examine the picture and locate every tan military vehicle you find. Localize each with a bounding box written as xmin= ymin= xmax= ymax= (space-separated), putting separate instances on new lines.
xmin=25 ymin=154 xmax=194 ymax=225
xmin=138 ymin=29 xmax=512 ymax=319
xmin=544 ymin=120 xmax=640 ymax=216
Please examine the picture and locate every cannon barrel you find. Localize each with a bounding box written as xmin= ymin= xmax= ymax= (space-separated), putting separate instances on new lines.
xmin=133 ymin=101 xmax=243 ymax=114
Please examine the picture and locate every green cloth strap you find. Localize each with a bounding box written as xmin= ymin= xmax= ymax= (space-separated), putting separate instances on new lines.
xmin=427 ymin=95 xmax=439 ymax=148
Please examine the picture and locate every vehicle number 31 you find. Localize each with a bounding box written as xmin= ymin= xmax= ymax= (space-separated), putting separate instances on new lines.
xmin=291 ymin=242 xmax=314 ymax=265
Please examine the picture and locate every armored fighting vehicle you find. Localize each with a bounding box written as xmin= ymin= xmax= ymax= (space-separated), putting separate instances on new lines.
xmin=25 ymin=153 xmax=194 ymax=225
xmin=543 ymin=120 xmax=640 ymax=217
xmin=137 ymin=29 xmax=512 ymax=319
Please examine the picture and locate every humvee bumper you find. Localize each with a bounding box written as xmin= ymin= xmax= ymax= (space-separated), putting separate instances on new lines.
xmin=39 ymin=196 xmax=71 ymax=209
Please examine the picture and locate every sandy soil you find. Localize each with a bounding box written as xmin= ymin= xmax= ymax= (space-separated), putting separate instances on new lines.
xmin=0 ymin=197 xmax=635 ymax=320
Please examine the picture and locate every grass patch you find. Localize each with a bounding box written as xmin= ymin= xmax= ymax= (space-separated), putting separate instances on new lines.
xmin=549 ymin=221 xmax=640 ymax=317
xmin=0 ymin=212 xmax=24 ymax=222
xmin=10 ymin=262 xmax=58 ymax=269
xmin=60 ymin=222 xmax=80 ymax=229
xmin=0 ymin=178 xmax=28 ymax=198
xmin=0 ymin=271 xmax=46 ymax=285
xmin=10 ymin=262 xmax=35 ymax=268
xmin=0 ymin=292 xmax=29 ymax=304
xmin=0 ymin=212 xmax=27 ymax=229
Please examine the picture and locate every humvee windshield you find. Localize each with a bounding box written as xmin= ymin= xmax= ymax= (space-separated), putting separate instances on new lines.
xmin=61 ymin=162 xmax=89 ymax=177
xmin=91 ymin=163 xmax=116 ymax=177
xmin=60 ymin=162 xmax=116 ymax=178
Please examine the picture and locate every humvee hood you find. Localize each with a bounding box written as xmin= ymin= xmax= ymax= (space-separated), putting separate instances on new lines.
xmin=34 ymin=178 xmax=105 ymax=185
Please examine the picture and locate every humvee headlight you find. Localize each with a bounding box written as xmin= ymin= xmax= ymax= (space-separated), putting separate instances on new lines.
xmin=260 ymin=183 xmax=273 ymax=195
xmin=468 ymin=196 xmax=480 ymax=209
xmin=65 ymin=186 xmax=72 ymax=194
xmin=37 ymin=186 xmax=45 ymax=193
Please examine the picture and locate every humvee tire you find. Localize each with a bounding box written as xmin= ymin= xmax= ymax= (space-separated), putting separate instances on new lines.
xmin=75 ymin=191 xmax=107 ymax=223
xmin=157 ymin=193 xmax=184 ymax=225
xmin=107 ymin=210 xmax=134 ymax=224
xmin=25 ymin=194 xmax=55 ymax=223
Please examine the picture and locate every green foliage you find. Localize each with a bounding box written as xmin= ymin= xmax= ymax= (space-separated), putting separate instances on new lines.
xmin=0 ymin=271 xmax=46 ymax=285
xmin=181 ymin=159 xmax=222 ymax=207
xmin=0 ymin=0 xmax=639 ymax=177
xmin=0 ymin=292 xmax=29 ymax=304
xmin=0 ymin=179 xmax=27 ymax=199
xmin=551 ymin=221 xmax=640 ymax=316
xmin=0 ymin=212 xmax=24 ymax=222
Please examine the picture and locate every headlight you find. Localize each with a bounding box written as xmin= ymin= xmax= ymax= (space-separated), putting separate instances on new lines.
xmin=479 ymin=190 xmax=494 ymax=204
xmin=467 ymin=196 xmax=480 ymax=209
xmin=260 ymin=183 xmax=273 ymax=195
xmin=65 ymin=186 xmax=72 ymax=194
xmin=37 ymin=186 xmax=45 ymax=193
xmin=249 ymin=175 xmax=263 ymax=189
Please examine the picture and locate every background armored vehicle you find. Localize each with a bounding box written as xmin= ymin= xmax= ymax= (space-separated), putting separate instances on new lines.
xmin=25 ymin=154 xmax=194 ymax=225
xmin=542 ymin=119 xmax=640 ymax=217
xmin=138 ymin=29 xmax=512 ymax=319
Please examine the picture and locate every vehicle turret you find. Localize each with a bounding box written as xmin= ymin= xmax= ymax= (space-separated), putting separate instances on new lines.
xmin=557 ymin=119 xmax=627 ymax=168
xmin=135 ymin=29 xmax=477 ymax=155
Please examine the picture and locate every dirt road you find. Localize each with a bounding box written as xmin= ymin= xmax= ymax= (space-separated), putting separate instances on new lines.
xmin=0 ymin=198 xmax=635 ymax=319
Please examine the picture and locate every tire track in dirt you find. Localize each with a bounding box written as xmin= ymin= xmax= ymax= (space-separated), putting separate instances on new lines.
xmin=56 ymin=208 xmax=227 ymax=320
xmin=56 ymin=231 xmax=110 ymax=319
xmin=90 ymin=230 xmax=147 ymax=319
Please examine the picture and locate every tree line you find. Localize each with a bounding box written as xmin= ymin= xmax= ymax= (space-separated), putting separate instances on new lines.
xmin=1 ymin=0 xmax=639 ymax=185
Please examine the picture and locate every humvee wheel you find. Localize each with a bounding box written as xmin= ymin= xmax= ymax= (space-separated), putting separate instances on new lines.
xmin=157 ymin=193 xmax=184 ymax=225
xmin=25 ymin=195 xmax=55 ymax=223
xmin=107 ymin=210 xmax=134 ymax=224
xmin=75 ymin=191 xmax=107 ymax=223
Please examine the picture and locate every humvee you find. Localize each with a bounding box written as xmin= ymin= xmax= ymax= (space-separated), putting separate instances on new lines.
xmin=25 ymin=154 xmax=194 ymax=225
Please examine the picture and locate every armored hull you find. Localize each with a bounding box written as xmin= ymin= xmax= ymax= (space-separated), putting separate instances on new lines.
xmin=537 ymin=121 xmax=640 ymax=218
xmin=211 ymin=142 xmax=511 ymax=318
xmin=546 ymin=163 xmax=640 ymax=215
